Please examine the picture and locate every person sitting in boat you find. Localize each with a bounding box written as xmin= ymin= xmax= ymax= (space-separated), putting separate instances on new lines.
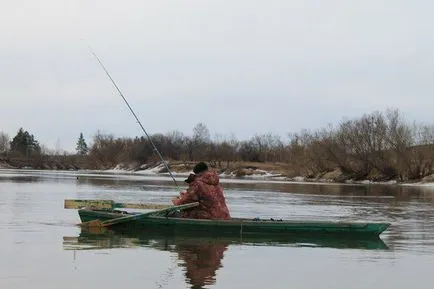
xmin=172 ymin=162 xmax=231 ymax=220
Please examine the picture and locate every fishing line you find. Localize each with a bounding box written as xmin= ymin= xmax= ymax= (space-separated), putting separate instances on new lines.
xmin=83 ymin=41 xmax=181 ymax=191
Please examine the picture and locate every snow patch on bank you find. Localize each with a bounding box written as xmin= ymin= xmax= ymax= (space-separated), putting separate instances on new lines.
xmin=103 ymin=163 xmax=192 ymax=177
xmin=0 ymin=162 xmax=15 ymax=169
xmin=400 ymin=182 xmax=434 ymax=187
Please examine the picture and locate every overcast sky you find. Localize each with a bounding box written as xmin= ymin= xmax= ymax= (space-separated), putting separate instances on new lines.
xmin=1 ymin=0 xmax=433 ymax=152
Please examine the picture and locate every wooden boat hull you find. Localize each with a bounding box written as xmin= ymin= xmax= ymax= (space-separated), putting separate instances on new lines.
xmin=78 ymin=209 xmax=390 ymax=238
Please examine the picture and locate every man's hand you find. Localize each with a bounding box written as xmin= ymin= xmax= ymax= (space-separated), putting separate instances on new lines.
xmin=172 ymin=196 xmax=180 ymax=205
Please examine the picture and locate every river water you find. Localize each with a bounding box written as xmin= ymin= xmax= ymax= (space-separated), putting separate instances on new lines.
xmin=0 ymin=169 xmax=433 ymax=289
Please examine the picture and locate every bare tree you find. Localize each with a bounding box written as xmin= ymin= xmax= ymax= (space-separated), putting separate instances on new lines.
xmin=88 ymin=131 xmax=125 ymax=168
xmin=408 ymin=123 xmax=434 ymax=179
xmin=192 ymin=123 xmax=211 ymax=160
xmin=210 ymin=133 xmax=240 ymax=168
xmin=337 ymin=111 xmax=394 ymax=178
xmin=166 ymin=130 xmax=188 ymax=161
xmin=0 ymin=131 xmax=10 ymax=153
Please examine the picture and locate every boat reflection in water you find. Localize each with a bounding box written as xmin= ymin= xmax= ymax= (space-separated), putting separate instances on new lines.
xmin=63 ymin=228 xmax=388 ymax=288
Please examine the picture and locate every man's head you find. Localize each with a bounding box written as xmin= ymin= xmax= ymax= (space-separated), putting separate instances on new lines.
xmin=193 ymin=162 xmax=208 ymax=174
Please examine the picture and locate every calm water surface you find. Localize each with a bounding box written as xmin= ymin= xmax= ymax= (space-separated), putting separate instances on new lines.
xmin=1 ymin=169 xmax=433 ymax=289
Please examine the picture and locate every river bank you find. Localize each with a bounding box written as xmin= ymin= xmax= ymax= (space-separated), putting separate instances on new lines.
xmin=2 ymin=158 xmax=433 ymax=186
xmin=105 ymin=165 xmax=434 ymax=187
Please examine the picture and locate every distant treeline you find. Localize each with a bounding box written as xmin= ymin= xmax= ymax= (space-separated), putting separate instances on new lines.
xmin=1 ymin=109 xmax=433 ymax=181
xmin=82 ymin=109 xmax=434 ymax=181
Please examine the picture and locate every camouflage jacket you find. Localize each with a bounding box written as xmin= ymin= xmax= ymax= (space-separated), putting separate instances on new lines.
xmin=173 ymin=170 xmax=230 ymax=220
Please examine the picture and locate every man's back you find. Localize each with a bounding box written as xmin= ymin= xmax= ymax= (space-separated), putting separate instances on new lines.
xmin=190 ymin=170 xmax=230 ymax=219
xmin=173 ymin=169 xmax=230 ymax=220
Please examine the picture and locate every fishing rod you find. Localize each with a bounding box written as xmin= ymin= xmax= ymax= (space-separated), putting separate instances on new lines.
xmin=85 ymin=43 xmax=181 ymax=191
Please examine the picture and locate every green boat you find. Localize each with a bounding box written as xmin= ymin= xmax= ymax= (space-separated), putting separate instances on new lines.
xmin=78 ymin=207 xmax=391 ymax=239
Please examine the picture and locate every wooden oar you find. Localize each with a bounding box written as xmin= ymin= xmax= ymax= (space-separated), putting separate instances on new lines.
xmin=80 ymin=202 xmax=199 ymax=228
xmin=64 ymin=199 xmax=169 ymax=210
